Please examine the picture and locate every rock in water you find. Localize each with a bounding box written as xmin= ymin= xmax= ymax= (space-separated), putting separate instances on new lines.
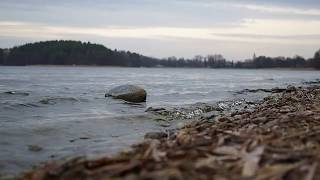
xmin=286 ymin=85 xmax=297 ymax=92
xmin=28 ymin=145 xmax=43 ymax=152
xmin=105 ymin=85 xmax=147 ymax=103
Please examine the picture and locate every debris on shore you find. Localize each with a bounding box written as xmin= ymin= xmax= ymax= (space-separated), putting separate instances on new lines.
xmin=23 ymin=86 xmax=320 ymax=180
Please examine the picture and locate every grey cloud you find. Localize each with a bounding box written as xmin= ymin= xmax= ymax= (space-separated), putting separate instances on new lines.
xmin=212 ymin=33 xmax=320 ymax=40
xmin=0 ymin=0 xmax=319 ymax=59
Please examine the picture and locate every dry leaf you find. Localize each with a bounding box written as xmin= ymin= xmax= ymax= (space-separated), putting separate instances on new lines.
xmin=242 ymin=146 xmax=265 ymax=177
xmin=256 ymin=163 xmax=301 ymax=180
xmin=214 ymin=146 xmax=241 ymax=156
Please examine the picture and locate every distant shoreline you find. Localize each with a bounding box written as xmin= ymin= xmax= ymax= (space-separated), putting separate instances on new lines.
xmin=1 ymin=40 xmax=319 ymax=69
xmin=0 ymin=65 xmax=317 ymax=71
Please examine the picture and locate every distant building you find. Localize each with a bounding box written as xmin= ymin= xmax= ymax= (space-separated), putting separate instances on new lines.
xmin=253 ymin=53 xmax=256 ymax=60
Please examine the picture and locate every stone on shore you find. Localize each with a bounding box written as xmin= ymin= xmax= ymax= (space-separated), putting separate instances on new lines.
xmin=105 ymin=85 xmax=147 ymax=103
xmin=286 ymin=85 xmax=297 ymax=92
xmin=144 ymin=132 xmax=168 ymax=139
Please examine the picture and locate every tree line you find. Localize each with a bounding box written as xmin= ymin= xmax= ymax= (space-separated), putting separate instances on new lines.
xmin=0 ymin=40 xmax=319 ymax=69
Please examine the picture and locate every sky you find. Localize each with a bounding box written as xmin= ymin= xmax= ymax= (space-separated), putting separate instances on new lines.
xmin=0 ymin=0 xmax=320 ymax=60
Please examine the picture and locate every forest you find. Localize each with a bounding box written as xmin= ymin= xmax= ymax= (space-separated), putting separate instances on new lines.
xmin=0 ymin=40 xmax=319 ymax=69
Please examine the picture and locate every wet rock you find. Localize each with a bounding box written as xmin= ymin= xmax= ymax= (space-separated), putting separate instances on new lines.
xmin=202 ymin=111 xmax=217 ymax=120
xmin=236 ymin=88 xmax=272 ymax=94
xmin=28 ymin=145 xmax=43 ymax=152
xmin=303 ymin=79 xmax=320 ymax=85
xmin=144 ymin=132 xmax=168 ymax=140
xmin=146 ymin=107 xmax=166 ymax=112
xmin=271 ymin=87 xmax=286 ymax=93
xmin=217 ymin=103 xmax=229 ymax=111
xmin=105 ymin=85 xmax=147 ymax=103
xmin=286 ymin=85 xmax=297 ymax=92
xmin=50 ymin=155 xmax=57 ymax=159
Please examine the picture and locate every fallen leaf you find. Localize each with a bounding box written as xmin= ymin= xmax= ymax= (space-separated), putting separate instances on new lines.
xmin=242 ymin=146 xmax=265 ymax=177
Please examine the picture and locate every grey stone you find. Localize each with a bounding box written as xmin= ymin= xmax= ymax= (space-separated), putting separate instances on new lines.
xmin=286 ymin=85 xmax=297 ymax=92
xmin=271 ymin=87 xmax=286 ymax=93
xmin=144 ymin=132 xmax=167 ymax=140
xmin=106 ymin=85 xmax=147 ymax=103
xmin=28 ymin=145 xmax=43 ymax=152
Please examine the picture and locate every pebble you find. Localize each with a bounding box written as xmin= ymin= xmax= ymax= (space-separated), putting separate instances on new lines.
xmin=298 ymin=111 xmax=314 ymax=116
xmin=233 ymin=115 xmax=242 ymax=119
xmin=202 ymin=111 xmax=216 ymax=120
xmin=286 ymin=85 xmax=297 ymax=92
xmin=144 ymin=132 xmax=168 ymax=140
xmin=28 ymin=145 xmax=43 ymax=152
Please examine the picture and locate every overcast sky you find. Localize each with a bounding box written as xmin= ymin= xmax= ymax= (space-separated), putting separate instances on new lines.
xmin=0 ymin=0 xmax=320 ymax=60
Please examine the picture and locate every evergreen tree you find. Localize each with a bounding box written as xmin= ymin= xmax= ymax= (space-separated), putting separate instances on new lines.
xmin=313 ymin=49 xmax=320 ymax=69
xmin=0 ymin=48 xmax=3 ymax=65
xmin=1 ymin=40 xmax=319 ymax=69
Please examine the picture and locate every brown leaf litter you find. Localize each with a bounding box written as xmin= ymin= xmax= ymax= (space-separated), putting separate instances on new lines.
xmin=23 ymin=86 xmax=320 ymax=180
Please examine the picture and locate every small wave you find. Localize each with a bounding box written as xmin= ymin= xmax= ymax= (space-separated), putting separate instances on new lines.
xmin=160 ymin=91 xmax=209 ymax=98
xmin=265 ymin=78 xmax=275 ymax=81
xmin=15 ymin=103 xmax=40 ymax=108
xmin=38 ymin=97 xmax=80 ymax=105
xmin=303 ymin=79 xmax=320 ymax=85
xmin=0 ymin=91 xmax=30 ymax=96
xmin=0 ymin=96 xmax=86 ymax=110
xmin=1 ymin=102 xmax=40 ymax=110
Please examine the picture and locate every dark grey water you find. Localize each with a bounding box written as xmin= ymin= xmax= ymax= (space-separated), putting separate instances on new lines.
xmin=0 ymin=66 xmax=319 ymax=175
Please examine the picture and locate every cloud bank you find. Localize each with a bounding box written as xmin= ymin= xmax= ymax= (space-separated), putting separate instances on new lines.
xmin=0 ymin=0 xmax=319 ymax=59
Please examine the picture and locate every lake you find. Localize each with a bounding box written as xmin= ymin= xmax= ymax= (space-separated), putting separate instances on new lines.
xmin=0 ymin=66 xmax=319 ymax=175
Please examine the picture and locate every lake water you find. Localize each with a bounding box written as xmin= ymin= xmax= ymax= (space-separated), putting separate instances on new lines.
xmin=0 ymin=66 xmax=319 ymax=175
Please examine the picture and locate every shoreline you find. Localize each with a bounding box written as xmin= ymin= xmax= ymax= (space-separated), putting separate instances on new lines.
xmin=1 ymin=67 xmax=319 ymax=177
xmin=22 ymin=85 xmax=320 ymax=180
xmin=0 ymin=65 xmax=317 ymax=71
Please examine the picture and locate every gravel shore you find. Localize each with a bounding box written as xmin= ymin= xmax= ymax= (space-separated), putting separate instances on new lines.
xmin=23 ymin=86 xmax=320 ymax=180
